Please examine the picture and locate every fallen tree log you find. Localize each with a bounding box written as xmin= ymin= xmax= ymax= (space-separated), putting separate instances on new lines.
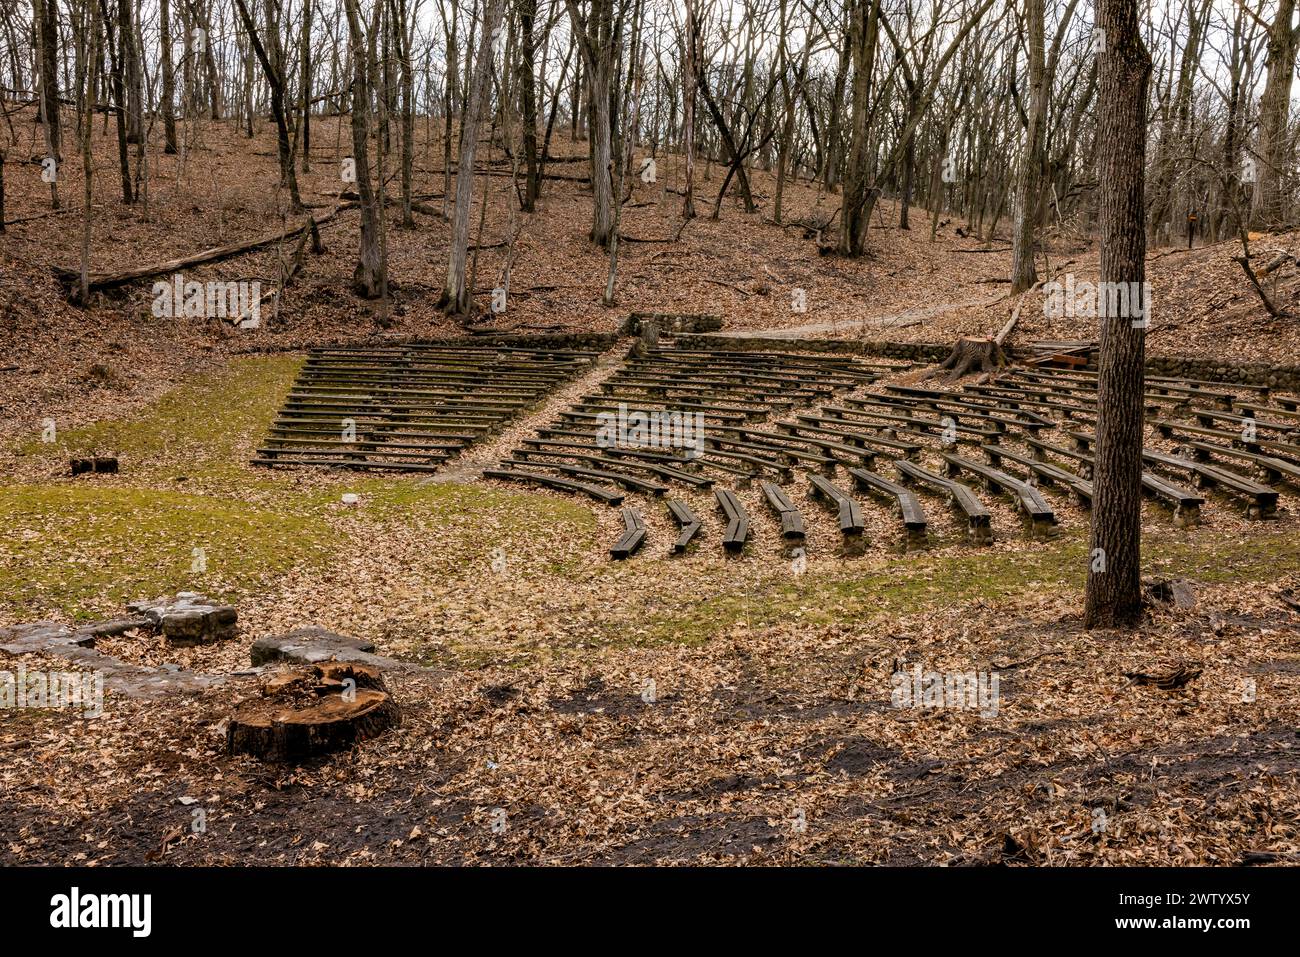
xmin=52 ymin=205 xmax=354 ymax=294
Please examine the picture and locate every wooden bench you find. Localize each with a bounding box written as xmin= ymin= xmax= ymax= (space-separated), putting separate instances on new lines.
xmin=981 ymin=444 xmax=1094 ymax=507
xmin=1023 ymin=439 xmax=1202 ymax=526
xmin=609 ymin=509 xmax=647 ymax=560
xmin=779 ymin=418 xmax=921 ymax=458
xmin=845 ymin=467 xmax=928 ymax=548
xmin=894 ymin=460 xmax=992 ymax=544
xmin=714 ymin=489 xmax=752 ymax=553
xmin=1023 ymin=436 xmax=1097 ymax=477
xmin=483 ymin=468 xmax=624 ymax=505
xmin=666 ymin=499 xmax=702 ymax=554
xmin=760 ymin=481 xmax=806 ymax=544
xmin=807 ymin=475 xmax=867 ymax=550
xmin=499 ymin=458 xmax=668 ymax=496
xmin=515 ymin=444 xmax=713 ymax=489
xmin=941 ymin=453 xmax=1057 ymax=536
xmin=1193 ymin=408 xmax=1299 ymax=437
xmin=1186 ymin=440 xmax=1300 ymax=487
xmin=1142 ymin=449 xmax=1278 ymax=519
xmin=1138 ymin=471 xmax=1204 ymax=528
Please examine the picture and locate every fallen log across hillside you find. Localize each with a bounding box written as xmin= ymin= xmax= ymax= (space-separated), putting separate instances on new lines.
xmin=51 ymin=203 xmax=355 ymax=294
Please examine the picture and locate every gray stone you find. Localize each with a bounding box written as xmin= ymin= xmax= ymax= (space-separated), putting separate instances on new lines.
xmin=0 ymin=621 xmax=93 ymax=654
xmin=128 ymin=593 xmax=237 ymax=645
xmin=249 ymin=626 xmax=418 ymax=671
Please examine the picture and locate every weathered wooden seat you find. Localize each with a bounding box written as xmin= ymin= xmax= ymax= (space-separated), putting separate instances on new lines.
xmin=845 ymin=467 xmax=927 ymax=548
xmin=666 ymin=499 xmax=702 ymax=553
xmin=714 ymin=489 xmax=751 ymax=553
xmin=1138 ymin=472 xmax=1204 ymax=527
xmin=807 ymin=474 xmax=867 ymax=548
xmin=499 ymin=458 xmax=668 ymax=496
xmin=483 ymin=468 xmax=624 ymax=505
xmin=894 ymin=460 xmax=992 ymax=544
xmin=941 ymin=453 xmax=1057 ymax=535
xmin=1186 ymin=440 xmax=1300 ymax=487
xmin=1142 ymin=449 xmax=1278 ymax=519
xmin=980 ymin=444 xmax=1093 ymax=507
xmin=610 ymin=509 xmax=647 ymax=560
xmin=760 ymin=481 xmax=806 ymax=542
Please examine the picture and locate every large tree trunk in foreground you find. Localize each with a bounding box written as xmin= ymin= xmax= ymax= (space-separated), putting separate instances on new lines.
xmin=1084 ymin=0 xmax=1151 ymax=629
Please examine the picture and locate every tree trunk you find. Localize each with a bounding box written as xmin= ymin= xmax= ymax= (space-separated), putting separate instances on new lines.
xmin=518 ymin=0 xmax=540 ymax=212
xmin=839 ymin=0 xmax=879 ymax=255
xmin=160 ymin=0 xmax=178 ymax=153
xmin=682 ymin=0 xmax=698 ymax=219
xmin=1084 ymin=0 xmax=1152 ymax=629
xmin=1252 ymin=0 xmax=1297 ymax=230
xmin=342 ymin=0 xmax=384 ymax=297
xmin=1011 ymin=0 xmax=1045 ymax=290
xmin=440 ymin=0 xmax=506 ymax=313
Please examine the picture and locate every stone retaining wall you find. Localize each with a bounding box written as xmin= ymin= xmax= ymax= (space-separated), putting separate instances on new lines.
xmin=673 ymin=332 xmax=1300 ymax=391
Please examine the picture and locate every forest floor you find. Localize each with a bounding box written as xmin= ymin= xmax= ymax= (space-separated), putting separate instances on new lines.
xmin=1 ymin=111 xmax=1298 ymax=865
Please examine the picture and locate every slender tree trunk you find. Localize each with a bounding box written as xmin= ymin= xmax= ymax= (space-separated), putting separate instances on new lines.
xmin=160 ymin=0 xmax=178 ymax=153
xmin=1011 ymin=0 xmax=1045 ymax=290
xmin=440 ymin=0 xmax=506 ymax=313
xmin=518 ymin=0 xmax=540 ymax=211
xmin=682 ymin=0 xmax=698 ymax=219
xmin=1084 ymin=0 xmax=1152 ymax=629
xmin=342 ymin=0 xmax=384 ymax=297
xmin=300 ymin=0 xmax=313 ymax=172
xmin=1252 ymin=0 xmax=1297 ymax=229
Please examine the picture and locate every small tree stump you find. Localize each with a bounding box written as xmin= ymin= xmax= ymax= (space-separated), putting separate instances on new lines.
xmin=226 ymin=662 xmax=401 ymax=762
xmin=926 ymin=337 xmax=1005 ymax=382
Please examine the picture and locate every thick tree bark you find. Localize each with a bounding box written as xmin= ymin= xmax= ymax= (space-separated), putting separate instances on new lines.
xmin=1084 ymin=0 xmax=1152 ymax=629
xmin=839 ymin=0 xmax=879 ymax=255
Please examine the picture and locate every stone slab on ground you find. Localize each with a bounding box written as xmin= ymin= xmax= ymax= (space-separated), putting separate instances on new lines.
xmin=0 ymin=620 xmax=225 ymax=699
xmin=250 ymin=626 xmax=417 ymax=671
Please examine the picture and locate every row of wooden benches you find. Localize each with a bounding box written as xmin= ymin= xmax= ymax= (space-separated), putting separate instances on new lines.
xmin=252 ymin=343 xmax=601 ymax=472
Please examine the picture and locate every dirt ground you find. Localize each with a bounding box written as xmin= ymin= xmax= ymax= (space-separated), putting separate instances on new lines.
xmin=2 ymin=110 xmax=1299 ymax=866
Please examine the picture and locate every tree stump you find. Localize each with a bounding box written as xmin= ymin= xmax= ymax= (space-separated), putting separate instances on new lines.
xmin=927 ymin=337 xmax=1005 ymax=381
xmin=226 ymin=662 xmax=401 ymax=762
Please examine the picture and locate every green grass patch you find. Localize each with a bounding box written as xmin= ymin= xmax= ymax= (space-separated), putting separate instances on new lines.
xmin=635 ymin=525 xmax=1300 ymax=646
xmin=2 ymin=355 xmax=598 ymax=619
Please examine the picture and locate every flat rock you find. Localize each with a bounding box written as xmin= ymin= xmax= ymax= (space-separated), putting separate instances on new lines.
xmin=248 ymin=626 xmax=415 ymax=671
xmin=0 ymin=621 xmax=94 ymax=654
xmin=127 ymin=593 xmax=237 ymax=645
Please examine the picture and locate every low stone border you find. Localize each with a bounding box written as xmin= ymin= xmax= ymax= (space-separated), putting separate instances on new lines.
xmin=673 ymin=332 xmax=1300 ymax=391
